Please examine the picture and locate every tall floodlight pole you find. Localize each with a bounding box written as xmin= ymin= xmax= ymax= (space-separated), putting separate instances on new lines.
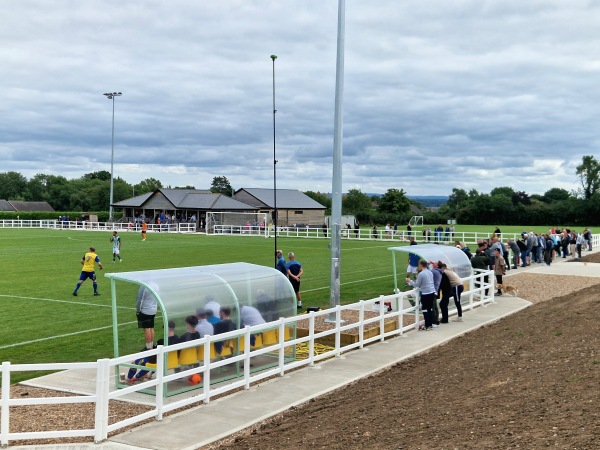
xmin=328 ymin=0 xmax=345 ymax=319
xmin=103 ymin=92 xmax=122 ymax=221
xmin=271 ymin=55 xmax=278 ymax=267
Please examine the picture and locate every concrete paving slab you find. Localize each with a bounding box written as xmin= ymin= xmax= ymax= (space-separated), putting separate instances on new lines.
xmin=526 ymin=260 xmax=600 ymax=277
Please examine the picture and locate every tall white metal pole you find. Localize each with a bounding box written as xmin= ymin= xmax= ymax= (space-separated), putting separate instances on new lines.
xmin=109 ymin=96 xmax=115 ymax=221
xmin=329 ymin=0 xmax=345 ymax=314
xmin=104 ymin=92 xmax=121 ymax=221
xmin=271 ymin=55 xmax=278 ymax=266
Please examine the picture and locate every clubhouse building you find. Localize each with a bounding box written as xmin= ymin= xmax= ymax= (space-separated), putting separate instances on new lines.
xmin=112 ymin=188 xmax=326 ymax=228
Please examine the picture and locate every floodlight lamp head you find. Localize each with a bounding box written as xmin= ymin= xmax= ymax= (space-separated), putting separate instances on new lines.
xmin=270 ymin=55 xmax=277 ymax=61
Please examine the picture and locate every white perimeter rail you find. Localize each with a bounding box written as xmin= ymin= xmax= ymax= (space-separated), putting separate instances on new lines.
xmin=1 ymin=220 xmax=599 ymax=249
xmin=0 ymin=220 xmax=197 ymax=233
xmin=0 ymin=270 xmax=494 ymax=446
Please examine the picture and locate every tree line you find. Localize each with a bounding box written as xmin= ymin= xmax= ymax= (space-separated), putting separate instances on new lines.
xmin=1 ymin=155 xmax=599 ymax=225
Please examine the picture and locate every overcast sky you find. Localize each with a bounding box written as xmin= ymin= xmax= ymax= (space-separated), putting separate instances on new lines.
xmin=2 ymin=1 xmax=599 ymax=196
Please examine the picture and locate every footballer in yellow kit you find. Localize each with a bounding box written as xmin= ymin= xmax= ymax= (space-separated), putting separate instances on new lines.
xmin=73 ymin=247 xmax=103 ymax=296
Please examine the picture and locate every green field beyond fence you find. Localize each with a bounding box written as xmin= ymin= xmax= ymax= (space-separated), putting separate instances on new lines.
xmin=0 ymin=228 xmax=402 ymax=381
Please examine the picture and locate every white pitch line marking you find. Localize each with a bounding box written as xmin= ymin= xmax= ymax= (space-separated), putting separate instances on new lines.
xmin=302 ymin=274 xmax=392 ymax=293
xmin=0 ymin=321 xmax=137 ymax=350
xmin=0 ymin=294 xmax=135 ymax=310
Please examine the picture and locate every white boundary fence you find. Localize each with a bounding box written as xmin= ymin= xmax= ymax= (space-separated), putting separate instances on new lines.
xmin=1 ymin=220 xmax=598 ymax=249
xmin=0 ymin=270 xmax=494 ymax=446
xmin=0 ymin=220 xmax=197 ymax=233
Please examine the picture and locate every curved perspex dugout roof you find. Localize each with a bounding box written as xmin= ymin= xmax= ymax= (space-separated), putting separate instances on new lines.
xmin=388 ymin=244 xmax=472 ymax=290
xmin=105 ymin=262 xmax=296 ymax=350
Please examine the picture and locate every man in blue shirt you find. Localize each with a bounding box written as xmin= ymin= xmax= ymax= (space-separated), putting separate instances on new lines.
xmin=276 ymin=250 xmax=288 ymax=276
xmin=287 ymin=252 xmax=303 ymax=310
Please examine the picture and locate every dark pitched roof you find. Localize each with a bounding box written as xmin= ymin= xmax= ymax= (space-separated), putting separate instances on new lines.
xmin=178 ymin=193 xmax=253 ymax=210
xmin=0 ymin=200 xmax=16 ymax=211
xmin=5 ymin=201 xmax=55 ymax=212
xmin=113 ymin=189 xmax=253 ymax=211
xmin=112 ymin=192 xmax=154 ymax=208
xmin=160 ymin=189 xmax=211 ymax=206
xmin=235 ymin=188 xmax=326 ymax=209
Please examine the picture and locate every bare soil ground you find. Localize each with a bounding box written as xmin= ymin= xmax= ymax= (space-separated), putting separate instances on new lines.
xmin=210 ymin=255 xmax=600 ymax=450
xmin=4 ymin=253 xmax=600 ymax=448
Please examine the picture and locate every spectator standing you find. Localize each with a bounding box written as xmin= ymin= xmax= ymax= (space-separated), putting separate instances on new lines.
xmin=569 ymin=231 xmax=577 ymax=259
xmin=287 ymin=252 xmax=304 ymax=310
xmin=530 ymin=232 xmax=539 ymax=263
xmin=433 ymin=261 xmax=451 ymax=323
xmin=276 ymin=250 xmax=288 ymax=277
xmin=429 ymin=261 xmax=443 ymax=326
xmin=576 ymin=232 xmax=584 ymax=258
xmin=442 ymin=264 xmax=465 ymax=321
xmin=406 ymin=260 xmax=437 ymax=331
xmin=507 ymin=239 xmax=520 ymax=269
xmin=517 ymin=235 xmax=528 ymax=267
xmin=560 ymin=229 xmax=570 ymax=258
xmin=544 ymin=234 xmax=554 ymax=266
xmin=493 ymin=248 xmax=506 ymax=296
xmin=471 ymin=249 xmax=491 ymax=297
xmin=136 ymin=283 xmax=159 ymax=350
xmin=583 ymin=228 xmax=592 ymax=251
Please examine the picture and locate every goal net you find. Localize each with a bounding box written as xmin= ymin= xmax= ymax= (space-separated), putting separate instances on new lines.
xmin=408 ymin=215 xmax=424 ymax=227
xmin=206 ymin=212 xmax=269 ymax=237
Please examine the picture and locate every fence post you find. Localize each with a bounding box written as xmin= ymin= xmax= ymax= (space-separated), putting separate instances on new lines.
xmin=335 ymin=305 xmax=342 ymax=357
xmin=358 ymin=301 xmax=365 ymax=349
xmin=156 ymin=346 xmax=165 ymax=420
xmin=395 ymin=289 xmax=404 ymax=336
xmin=1 ymin=362 xmax=11 ymax=447
xmin=244 ymin=326 xmax=252 ymax=386
xmin=203 ymin=337 xmax=211 ymax=404
xmin=94 ymin=358 xmax=110 ymax=443
xmin=309 ymin=313 xmax=315 ymax=366
xmin=379 ymin=295 xmax=386 ymax=342
xmin=414 ymin=290 xmax=420 ymax=331
xmin=278 ymin=320 xmax=286 ymax=374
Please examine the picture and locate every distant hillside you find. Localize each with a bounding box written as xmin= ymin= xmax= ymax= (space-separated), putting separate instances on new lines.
xmin=407 ymin=196 xmax=448 ymax=207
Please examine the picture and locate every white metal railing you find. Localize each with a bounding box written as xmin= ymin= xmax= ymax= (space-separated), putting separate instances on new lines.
xmin=212 ymin=224 xmax=268 ymax=237
xmin=0 ymin=270 xmax=494 ymax=446
xmin=0 ymin=220 xmax=198 ymax=233
xmin=1 ymin=220 xmax=599 ymax=248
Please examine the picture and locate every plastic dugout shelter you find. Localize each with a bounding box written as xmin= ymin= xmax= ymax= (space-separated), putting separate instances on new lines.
xmin=388 ymin=243 xmax=472 ymax=292
xmin=105 ymin=262 xmax=296 ymax=396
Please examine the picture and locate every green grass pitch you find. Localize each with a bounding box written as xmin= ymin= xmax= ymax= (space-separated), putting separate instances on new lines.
xmin=1 ymin=228 xmax=406 ymax=381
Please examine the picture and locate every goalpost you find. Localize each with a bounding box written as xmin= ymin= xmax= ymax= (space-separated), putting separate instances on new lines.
xmin=408 ymin=215 xmax=423 ymax=227
xmin=206 ymin=212 xmax=269 ymax=237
